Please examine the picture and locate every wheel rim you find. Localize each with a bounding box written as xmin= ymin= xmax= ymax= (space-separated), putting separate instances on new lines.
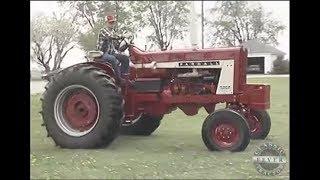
xmin=211 ymin=122 xmax=240 ymax=148
xmin=247 ymin=114 xmax=262 ymax=135
xmin=54 ymin=85 xmax=100 ymax=137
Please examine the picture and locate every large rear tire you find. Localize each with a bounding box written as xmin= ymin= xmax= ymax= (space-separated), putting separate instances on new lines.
xmin=41 ymin=65 xmax=124 ymax=149
xmin=120 ymin=115 xmax=163 ymax=136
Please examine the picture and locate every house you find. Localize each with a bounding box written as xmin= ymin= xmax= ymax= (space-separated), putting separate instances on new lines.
xmin=241 ymin=39 xmax=286 ymax=74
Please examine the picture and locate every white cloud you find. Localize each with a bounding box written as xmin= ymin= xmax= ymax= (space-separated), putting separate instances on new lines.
xmin=30 ymin=1 xmax=59 ymax=19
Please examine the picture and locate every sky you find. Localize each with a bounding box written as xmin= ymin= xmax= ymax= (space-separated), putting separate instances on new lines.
xmin=30 ymin=1 xmax=289 ymax=69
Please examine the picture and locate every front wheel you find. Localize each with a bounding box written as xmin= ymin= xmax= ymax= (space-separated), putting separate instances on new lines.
xmin=227 ymin=104 xmax=271 ymax=139
xmin=246 ymin=110 xmax=271 ymax=139
xmin=202 ymin=109 xmax=250 ymax=152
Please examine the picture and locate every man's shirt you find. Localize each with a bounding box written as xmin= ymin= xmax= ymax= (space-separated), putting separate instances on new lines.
xmin=96 ymin=27 xmax=117 ymax=54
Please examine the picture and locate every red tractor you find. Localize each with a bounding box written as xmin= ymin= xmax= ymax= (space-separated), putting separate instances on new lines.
xmin=41 ymin=37 xmax=271 ymax=152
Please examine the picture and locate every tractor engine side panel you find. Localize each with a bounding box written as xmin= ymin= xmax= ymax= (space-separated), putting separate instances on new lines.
xmin=130 ymin=48 xmax=247 ymax=94
xmin=124 ymin=47 xmax=265 ymax=119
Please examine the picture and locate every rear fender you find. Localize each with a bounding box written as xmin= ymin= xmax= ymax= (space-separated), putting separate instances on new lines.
xmin=80 ymin=62 xmax=116 ymax=78
xmin=42 ymin=62 xmax=116 ymax=81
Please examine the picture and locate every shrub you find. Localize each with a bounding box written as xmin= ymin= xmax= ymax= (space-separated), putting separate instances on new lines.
xmin=271 ymin=59 xmax=289 ymax=74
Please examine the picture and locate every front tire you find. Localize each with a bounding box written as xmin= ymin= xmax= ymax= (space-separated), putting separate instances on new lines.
xmin=41 ymin=65 xmax=123 ymax=149
xmin=246 ymin=110 xmax=271 ymax=139
xmin=202 ymin=109 xmax=250 ymax=152
xmin=226 ymin=104 xmax=271 ymax=140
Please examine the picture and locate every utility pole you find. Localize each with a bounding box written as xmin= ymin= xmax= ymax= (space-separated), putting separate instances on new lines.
xmin=190 ymin=1 xmax=199 ymax=49
xmin=201 ymin=0 xmax=204 ymax=49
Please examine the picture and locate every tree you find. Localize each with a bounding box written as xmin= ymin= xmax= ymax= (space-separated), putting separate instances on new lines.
xmin=62 ymin=1 xmax=100 ymax=29
xmin=60 ymin=1 xmax=139 ymax=52
xmin=31 ymin=12 xmax=79 ymax=73
xmin=131 ymin=1 xmax=190 ymax=51
xmin=272 ymin=58 xmax=289 ymax=74
xmin=206 ymin=1 xmax=285 ymax=47
xmin=60 ymin=1 xmax=190 ymax=52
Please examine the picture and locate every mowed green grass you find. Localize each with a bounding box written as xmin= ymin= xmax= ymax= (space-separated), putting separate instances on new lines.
xmin=30 ymin=77 xmax=289 ymax=179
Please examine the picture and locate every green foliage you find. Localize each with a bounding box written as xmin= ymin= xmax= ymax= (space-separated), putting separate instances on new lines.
xmin=61 ymin=1 xmax=190 ymax=52
xmin=31 ymin=16 xmax=51 ymax=44
xmin=61 ymin=1 xmax=140 ymax=52
xmin=78 ymin=21 xmax=104 ymax=52
xmin=31 ymin=13 xmax=78 ymax=72
xmin=207 ymin=1 xmax=286 ymax=47
xmin=58 ymin=1 xmax=103 ymax=29
xmin=131 ymin=1 xmax=190 ymax=50
xmin=271 ymin=59 xmax=289 ymax=74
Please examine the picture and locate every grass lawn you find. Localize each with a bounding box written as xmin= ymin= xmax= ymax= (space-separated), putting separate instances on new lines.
xmin=30 ymin=77 xmax=289 ymax=179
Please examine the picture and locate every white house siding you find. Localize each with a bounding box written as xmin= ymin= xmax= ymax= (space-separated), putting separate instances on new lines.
xmin=247 ymin=53 xmax=278 ymax=74
xmin=264 ymin=54 xmax=278 ymax=73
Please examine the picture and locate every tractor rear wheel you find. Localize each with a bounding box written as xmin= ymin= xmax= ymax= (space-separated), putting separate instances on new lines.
xmin=41 ymin=65 xmax=124 ymax=149
xmin=120 ymin=114 xmax=163 ymax=135
xmin=202 ymin=109 xmax=250 ymax=152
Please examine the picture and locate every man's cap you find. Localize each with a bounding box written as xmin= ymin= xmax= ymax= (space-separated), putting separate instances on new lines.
xmin=105 ymin=15 xmax=116 ymax=23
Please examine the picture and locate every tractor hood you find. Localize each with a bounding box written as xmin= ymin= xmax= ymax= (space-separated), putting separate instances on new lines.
xmin=129 ymin=46 xmax=248 ymax=64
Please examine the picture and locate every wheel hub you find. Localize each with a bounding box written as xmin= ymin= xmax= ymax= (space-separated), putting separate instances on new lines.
xmin=212 ymin=123 xmax=240 ymax=148
xmin=63 ymin=91 xmax=98 ymax=130
xmin=54 ymin=85 xmax=100 ymax=137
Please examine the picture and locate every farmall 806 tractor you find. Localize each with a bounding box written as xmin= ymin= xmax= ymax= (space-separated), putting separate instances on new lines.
xmin=41 ymin=36 xmax=271 ymax=152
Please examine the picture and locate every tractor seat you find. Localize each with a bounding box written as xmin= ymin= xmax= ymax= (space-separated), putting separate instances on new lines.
xmin=87 ymin=51 xmax=104 ymax=58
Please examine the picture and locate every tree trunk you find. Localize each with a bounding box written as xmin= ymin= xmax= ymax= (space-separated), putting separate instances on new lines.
xmin=44 ymin=64 xmax=51 ymax=73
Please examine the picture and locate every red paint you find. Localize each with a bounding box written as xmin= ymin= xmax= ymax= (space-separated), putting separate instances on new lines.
xmin=178 ymin=104 xmax=200 ymax=116
xmin=211 ymin=122 xmax=240 ymax=148
xmin=63 ymin=90 xmax=98 ymax=131
xmin=204 ymin=104 xmax=216 ymax=114
xmin=237 ymin=84 xmax=270 ymax=110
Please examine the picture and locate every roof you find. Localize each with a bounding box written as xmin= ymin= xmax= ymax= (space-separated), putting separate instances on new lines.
xmin=241 ymin=39 xmax=286 ymax=56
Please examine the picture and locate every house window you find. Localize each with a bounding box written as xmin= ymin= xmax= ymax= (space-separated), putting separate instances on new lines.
xmin=247 ymin=57 xmax=265 ymax=74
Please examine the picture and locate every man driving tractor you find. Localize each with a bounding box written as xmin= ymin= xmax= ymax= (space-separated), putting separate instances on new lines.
xmin=96 ymin=15 xmax=130 ymax=82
